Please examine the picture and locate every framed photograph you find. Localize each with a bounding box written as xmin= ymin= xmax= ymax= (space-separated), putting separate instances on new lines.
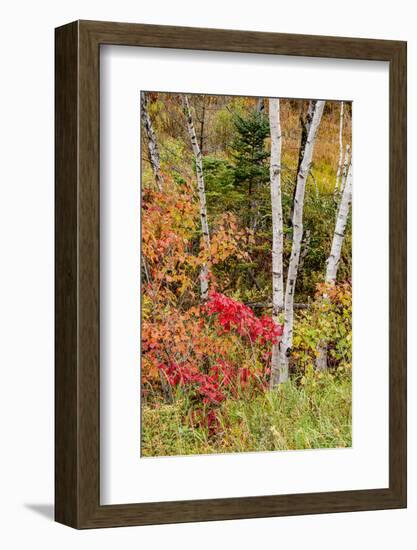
xmin=55 ymin=20 xmax=406 ymax=528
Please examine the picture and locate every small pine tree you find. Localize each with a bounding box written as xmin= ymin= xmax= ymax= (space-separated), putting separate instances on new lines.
xmin=231 ymin=111 xmax=270 ymax=230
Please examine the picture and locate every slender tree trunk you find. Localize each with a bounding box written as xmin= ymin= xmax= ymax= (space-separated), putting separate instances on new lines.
xmin=141 ymin=92 xmax=163 ymax=191
xmin=326 ymin=161 xmax=352 ymax=283
xmin=250 ymin=97 xmax=266 ymax=235
xmin=290 ymin=101 xmax=315 ymax=225
xmin=339 ymin=144 xmax=351 ymax=195
xmin=316 ymin=160 xmax=353 ymax=370
xmin=333 ymin=101 xmax=344 ymax=198
xmin=276 ymin=100 xmax=325 ymax=383
xmin=297 ymin=101 xmax=315 ymax=172
xmin=182 ymin=95 xmax=210 ymax=301
xmin=269 ymin=98 xmax=285 ymax=387
xmin=199 ymin=97 xmax=206 ymax=154
xmin=256 ymin=97 xmax=265 ymax=114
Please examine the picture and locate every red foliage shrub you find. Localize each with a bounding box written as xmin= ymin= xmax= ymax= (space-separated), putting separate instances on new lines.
xmin=205 ymin=291 xmax=283 ymax=345
xmin=153 ymin=293 xmax=283 ymax=434
xmin=141 ymin=181 xmax=284 ymax=434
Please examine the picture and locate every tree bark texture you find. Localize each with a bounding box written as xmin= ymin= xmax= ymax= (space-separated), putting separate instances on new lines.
xmin=141 ymin=92 xmax=164 ymax=191
xmin=269 ymin=98 xmax=285 ymax=387
xmin=277 ymin=100 xmax=326 ymax=384
xmin=290 ymin=101 xmax=315 ymax=225
xmin=326 ymin=160 xmax=352 ymax=283
xmin=333 ymin=101 xmax=344 ymax=198
xmin=182 ymin=95 xmax=211 ymax=301
xmin=340 ymin=144 xmax=351 ymax=195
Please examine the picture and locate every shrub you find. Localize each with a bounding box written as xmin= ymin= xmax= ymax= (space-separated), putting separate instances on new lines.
xmin=291 ymin=281 xmax=352 ymax=373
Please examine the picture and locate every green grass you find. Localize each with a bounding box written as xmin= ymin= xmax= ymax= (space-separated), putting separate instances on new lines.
xmin=141 ymin=370 xmax=352 ymax=457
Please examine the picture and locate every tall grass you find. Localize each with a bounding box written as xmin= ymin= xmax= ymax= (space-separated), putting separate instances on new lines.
xmin=141 ymin=369 xmax=351 ymax=457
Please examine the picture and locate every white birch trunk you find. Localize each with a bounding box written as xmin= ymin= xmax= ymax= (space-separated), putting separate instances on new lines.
xmin=316 ymin=160 xmax=352 ymax=370
xmin=290 ymin=101 xmax=315 ymax=225
xmin=333 ymin=101 xmax=344 ymax=198
xmin=269 ymin=98 xmax=284 ymax=387
xmin=339 ymin=144 xmax=351 ymax=195
xmin=298 ymin=101 xmax=315 ymax=171
xmin=182 ymin=95 xmax=210 ymax=301
xmin=141 ymin=93 xmax=163 ymax=191
xmin=326 ymin=161 xmax=352 ymax=283
xmin=276 ymin=100 xmax=326 ymax=383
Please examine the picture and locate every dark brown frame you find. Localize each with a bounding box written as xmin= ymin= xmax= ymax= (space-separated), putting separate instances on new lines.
xmin=55 ymin=20 xmax=407 ymax=529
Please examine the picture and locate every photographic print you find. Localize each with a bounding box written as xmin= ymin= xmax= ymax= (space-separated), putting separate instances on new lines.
xmin=141 ymin=92 xmax=352 ymax=457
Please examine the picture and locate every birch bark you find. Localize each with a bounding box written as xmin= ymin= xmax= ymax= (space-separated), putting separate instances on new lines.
xmin=290 ymin=101 xmax=314 ymax=225
xmin=339 ymin=144 xmax=351 ymax=196
xmin=269 ymin=98 xmax=284 ymax=387
xmin=316 ymin=160 xmax=352 ymax=370
xmin=277 ymin=100 xmax=325 ymax=383
xmin=326 ymin=161 xmax=352 ymax=282
xmin=182 ymin=95 xmax=211 ymax=301
xmin=141 ymin=93 xmax=163 ymax=191
xmin=333 ymin=101 xmax=344 ymax=198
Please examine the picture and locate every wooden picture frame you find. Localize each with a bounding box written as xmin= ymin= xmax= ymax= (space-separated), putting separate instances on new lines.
xmin=55 ymin=20 xmax=407 ymax=529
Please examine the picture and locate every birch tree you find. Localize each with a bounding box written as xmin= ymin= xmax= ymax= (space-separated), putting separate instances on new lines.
xmin=275 ymin=100 xmax=325 ymax=384
xmin=182 ymin=95 xmax=211 ymax=301
xmin=333 ymin=101 xmax=344 ymax=199
xmin=339 ymin=144 xmax=351 ymax=195
xmin=141 ymin=93 xmax=164 ymax=191
xmin=269 ymin=98 xmax=284 ymax=387
xmin=297 ymin=101 xmax=315 ymax=173
xmin=193 ymin=95 xmax=209 ymax=155
xmin=316 ymin=160 xmax=352 ymax=370
xmin=326 ymin=160 xmax=352 ymax=283
xmin=290 ymin=101 xmax=315 ymax=225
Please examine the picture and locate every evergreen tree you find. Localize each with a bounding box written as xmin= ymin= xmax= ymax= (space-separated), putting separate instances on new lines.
xmin=231 ymin=111 xmax=270 ymax=230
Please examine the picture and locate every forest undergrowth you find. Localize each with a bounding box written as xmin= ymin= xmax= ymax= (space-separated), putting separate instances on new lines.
xmin=141 ymin=94 xmax=352 ymax=456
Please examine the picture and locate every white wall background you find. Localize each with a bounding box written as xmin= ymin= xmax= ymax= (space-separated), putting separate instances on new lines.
xmin=0 ymin=0 xmax=414 ymax=548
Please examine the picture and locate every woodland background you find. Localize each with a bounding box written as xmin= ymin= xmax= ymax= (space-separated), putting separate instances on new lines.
xmin=141 ymin=93 xmax=352 ymax=456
